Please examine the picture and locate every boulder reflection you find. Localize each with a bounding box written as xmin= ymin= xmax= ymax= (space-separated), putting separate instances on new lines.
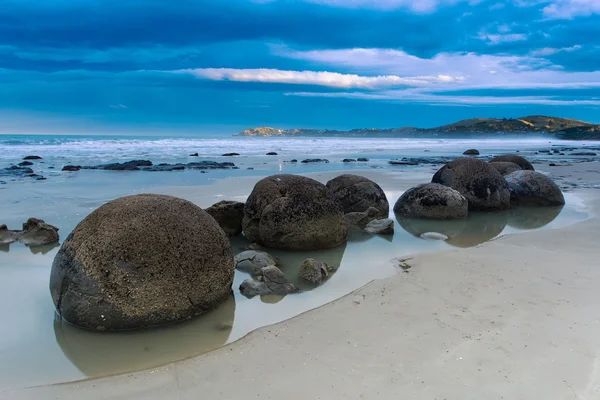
xmin=54 ymin=294 xmax=235 ymax=378
xmin=507 ymin=206 xmax=563 ymax=230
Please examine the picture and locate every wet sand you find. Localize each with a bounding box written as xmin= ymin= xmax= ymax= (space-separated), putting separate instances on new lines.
xmin=3 ymin=162 xmax=599 ymax=399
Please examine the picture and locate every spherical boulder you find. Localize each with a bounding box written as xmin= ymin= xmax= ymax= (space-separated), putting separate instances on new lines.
xmin=504 ymin=170 xmax=565 ymax=206
xmin=431 ymin=158 xmax=510 ymax=211
xmin=50 ymin=194 xmax=235 ymax=331
xmin=489 ymin=155 xmax=534 ymax=171
xmin=394 ymin=183 xmax=468 ymax=219
xmin=243 ymin=174 xmax=347 ymax=250
xmin=489 ymin=161 xmax=522 ymax=176
xmin=463 ymin=149 xmax=480 ymax=155
xmin=326 ymin=174 xmax=389 ymax=218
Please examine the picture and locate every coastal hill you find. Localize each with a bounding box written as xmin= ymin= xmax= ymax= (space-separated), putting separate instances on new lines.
xmin=236 ymin=116 xmax=600 ymax=140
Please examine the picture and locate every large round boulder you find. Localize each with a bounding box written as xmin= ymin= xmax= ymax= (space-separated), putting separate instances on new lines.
xmin=243 ymin=174 xmax=347 ymax=250
xmin=504 ymin=170 xmax=565 ymax=206
xmin=489 ymin=161 xmax=522 ymax=176
xmin=326 ymin=174 xmax=389 ymax=218
xmin=50 ymin=194 xmax=235 ymax=331
xmin=431 ymin=158 xmax=510 ymax=211
xmin=489 ymin=155 xmax=534 ymax=171
xmin=394 ymin=183 xmax=468 ymax=219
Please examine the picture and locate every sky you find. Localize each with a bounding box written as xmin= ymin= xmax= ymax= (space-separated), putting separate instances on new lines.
xmin=1 ymin=0 xmax=600 ymax=134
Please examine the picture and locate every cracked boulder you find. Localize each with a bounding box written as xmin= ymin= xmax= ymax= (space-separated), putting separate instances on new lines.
xmin=242 ymin=174 xmax=347 ymax=250
xmin=326 ymin=174 xmax=389 ymax=219
xmin=49 ymin=194 xmax=235 ymax=331
xmin=234 ymin=250 xmax=279 ymax=275
xmin=239 ymin=266 xmax=298 ymax=297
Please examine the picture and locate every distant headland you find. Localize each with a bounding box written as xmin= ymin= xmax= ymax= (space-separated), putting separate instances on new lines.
xmin=236 ymin=116 xmax=600 ymax=140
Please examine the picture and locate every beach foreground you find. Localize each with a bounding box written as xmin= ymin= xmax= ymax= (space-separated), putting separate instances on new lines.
xmin=4 ymin=176 xmax=600 ymax=399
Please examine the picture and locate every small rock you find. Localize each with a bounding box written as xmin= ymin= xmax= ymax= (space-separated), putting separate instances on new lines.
xmin=357 ymin=158 xmax=369 ymax=162
xmin=222 ymin=153 xmax=240 ymax=157
xmin=463 ymin=149 xmax=480 ymax=155
xmin=301 ymin=158 xmax=329 ymax=163
xmin=365 ymin=218 xmax=394 ymax=234
xmin=266 ymin=152 xmax=278 ymax=156
xmin=23 ymin=155 xmax=42 ymax=160
xmin=19 ymin=161 xmax=34 ymax=166
xmin=344 ymin=207 xmax=380 ymax=227
xmin=299 ymin=258 xmax=333 ymax=284
xmin=239 ymin=266 xmax=298 ymax=297
xmin=285 ymin=159 xmax=298 ymax=163
xmin=571 ymin=152 xmax=597 ymax=156
xmin=234 ymin=250 xmax=279 ymax=275
xmin=62 ymin=165 xmax=82 ymax=172
xmin=549 ymin=163 xmax=557 ymax=167
xmin=343 ymin=159 xmax=356 ymax=163
xmin=420 ymin=232 xmax=449 ymax=241
xmin=189 ymin=153 xmax=199 ymax=157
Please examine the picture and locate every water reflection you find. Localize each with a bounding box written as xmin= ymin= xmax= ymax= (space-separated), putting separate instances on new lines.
xmin=53 ymin=294 xmax=235 ymax=378
xmin=0 ymin=241 xmax=61 ymax=254
xmin=508 ymin=206 xmax=563 ymax=230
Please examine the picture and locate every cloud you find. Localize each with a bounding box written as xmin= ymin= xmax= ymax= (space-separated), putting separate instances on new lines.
xmin=293 ymin=0 xmax=467 ymax=12
xmin=529 ymin=45 xmax=582 ymax=56
xmin=172 ymin=68 xmax=462 ymax=89
xmin=543 ymin=0 xmax=600 ymax=19
xmin=109 ymin=104 xmax=128 ymax=109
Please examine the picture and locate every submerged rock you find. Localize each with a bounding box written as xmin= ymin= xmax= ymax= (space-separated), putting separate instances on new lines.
xmin=357 ymin=158 xmax=369 ymax=162
xmin=242 ymin=174 xmax=347 ymax=250
xmin=326 ymin=174 xmax=389 ymax=219
xmin=343 ymin=158 xmax=357 ymax=162
xmin=285 ymin=159 xmax=298 ymax=163
xmin=62 ymin=165 xmax=82 ymax=172
xmin=432 ymin=158 xmax=510 ymax=211
xmin=19 ymin=161 xmax=34 ymax=166
xmin=84 ymin=160 xmax=153 ymax=171
xmin=206 ymin=200 xmax=245 ymax=236
xmin=505 ymin=170 xmax=565 ymax=206
xmin=50 ymin=194 xmax=235 ymax=331
xmin=222 ymin=153 xmax=240 ymax=157
xmin=1 ymin=166 xmax=34 ymax=178
xmin=298 ymin=258 xmax=333 ymax=284
xmin=344 ymin=207 xmax=380 ymax=228
xmin=234 ymin=250 xmax=279 ymax=275
xmin=394 ymin=183 xmax=468 ymax=219
xmin=571 ymin=152 xmax=597 ymax=156
xmin=301 ymin=158 xmax=329 ymax=163
xmin=365 ymin=218 xmax=394 ymax=234
xmin=266 ymin=152 xmax=278 ymax=156
xmin=239 ymin=266 xmax=298 ymax=297
xmin=23 ymin=155 xmax=42 ymax=160
xmin=463 ymin=149 xmax=480 ymax=155
xmin=489 ymin=161 xmax=521 ymax=176
xmin=489 ymin=155 xmax=534 ymax=171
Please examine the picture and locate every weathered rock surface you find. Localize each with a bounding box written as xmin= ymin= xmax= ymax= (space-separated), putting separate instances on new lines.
xmin=301 ymin=158 xmax=329 ymax=163
xmin=234 ymin=250 xmax=279 ymax=275
xmin=365 ymin=218 xmax=394 ymax=234
xmin=242 ymin=174 xmax=347 ymax=250
xmin=50 ymin=194 xmax=235 ymax=331
xmin=489 ymin=161 xmax=522 ymax=176
xmin=326 ymin=174 xmax=389 ymax=219
xmin=344 ymin=207 xmax=380 ymax=227
xmin=463 ymin=149 xmax=480 ymax=155
xmin=432 ymin=158 xmax=510 ymax=211
xmin=239 ymin=266 xmax=298 ymax=297
xmin=298 ymin=258 xmax=333 ymax=284
xmin=489 ymin=155 xmax=534 ymax=171
xmin=0 ymin=218 xmax=59 ymax=246
xmin=504 ymin=170 xmax=565 ymax=206
xmin=206 ymin=200 xmax=245 ymax=236
xmin=394 ymin=183 xmax=468 ymax=219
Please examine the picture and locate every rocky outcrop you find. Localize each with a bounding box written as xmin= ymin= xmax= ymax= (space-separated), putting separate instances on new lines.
xmin=489 ymin=155 xmax=534 ymax=171
xmin=62 ymin=165 xmax=82 ymax=172
xmin=488 ymin=162 xmax=521 ymax=176
xmin=242 ymin=174 xmax=347 ymax=250
xmin=301 ymin=159 xmax=329 ymax=163
xmin=298 ymin=258 xmax=333 ymax=284
xmin=222 ymin=153 xmax=240 ymax=157
xmin=1 ymin=165 xmax=34 ymax=178
xmin=19 ymin=161 xmax=33 ymax=166
xmin=326 ymin=174 xmax=389 ymax=219
xmin=23 ymin=155 xmax=42 ymax=160
xmin=504 ymin=171 xmax=565 ymax=206
xmin=206 ymin=200 xmax=245 ymax=236
xmin=357 ymin=158 xmax=369 ymax=162
xmin=0 ymin=218 xmax=59 ymax=246
xmin=239 ymin=266 xmax=298 ymax=297
xmin=343 ymin=159 xmax=356 ymax=163
xmin=432 ymin=158 xmax=510 ymax=211
xmin=50 ymin=194 xmax=235 ymax=331
xmin=344 ymin=207 xmax=380 ymax=227
xmin=365 ymin=218 xmax=394 ymax=234
xmin=83 ymin=160 xmax=153 ymax=171
xmin=266 ymin=152 xmax=278 ymax=156
xmin=463 ymin=149 xmax=480 ymax=155
xmin=394 ymin=183 xmax=468 ymax=219
xmin=234 ymin=250 xmax=279 ymax=275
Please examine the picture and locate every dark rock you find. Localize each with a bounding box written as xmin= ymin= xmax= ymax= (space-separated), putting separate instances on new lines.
xmin=343 ymin=159 xmax=357 ymax=162
xmin=1 ymin=166 xmax=34 ymax=178
xmin=394 ymin=183 xmax=468 ymax=219
xmin=549 ymin=163 xmax=557 ymax=167
xmin=222 ymin=153 xmax=240 ymax=157
xmin=84 ymin=160 xmax=153 ymax=171
xmin=19 ymin=161 xmax=34 ymax=166
xmin=206 ymin=200 xmax=245 ymax=236
xmin=364 ymin=218 xmax=394 ymax=234
xmin=571 ymin=152 xmax=597 ymax=156
xmin=36 ymin=176 xmax=47 ymax=181
xmin=432 ymin=158 xmax=510 ymax=211
xmin=247 ymin=167 xmax=254 ymax=170
xmin=49 ymin=194 xmax=235 ymax=331
xmin=19 ymin=218 xmax=59 ymax=245
xmin=234 ymin=250 xmax=279 ymax=275
xmin=298 ymin=258 xmax=333 ymax=284
xmin=357 ymin=158 xmax=369 ymax=162
xmin=285 ymin=159 xmax=298 ymax=163
xmin=242 ymin=174 xmax=347 ymax=250
xmin=185 ymin=161 xmax=235 ymax=170
xmin=489 ymin=155 xmax=534 ymax=171
xmin=389 ymin=160 xmax=418 ymax=166
xmin=143 ymin=164 xmax=185 ymax=172
xmin=463 ymin=149 xmax=480 ymax=155
xmin=539 ymin=150 xmax=551 ymax=154
xmin=301 ymin=158 xmax=329 ymax=163
xmin=62 ymin=165 xmax=82 ymax=172
xmin=489 ymin=161 xmax=522 ymax=176
xmin=266 ymin=152 xmax=278 ymax=156
xmin=189 ymin=153 xmax=199 ymax=157
xmin=344 ymin=207 xmax=380 ymax=227
xmin=505 ymin=171 xmax=565 ymax=206
xmin=23 ymin=155 xmax=42 ymax=160
xmin=239 ymin=266 xmax=298 ymax=297
xmin=326 ymin=174 xmax=389 ymax=219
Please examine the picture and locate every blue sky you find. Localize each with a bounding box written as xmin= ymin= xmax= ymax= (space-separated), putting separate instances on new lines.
xmin=1 ymin=0 xmax=600 ymax=134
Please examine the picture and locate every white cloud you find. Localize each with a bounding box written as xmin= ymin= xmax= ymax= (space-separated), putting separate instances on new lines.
xmin=529 ymin=45 xmax=582 ymax=56
xmin=543 ymin=0 xmax=600 ymax=19
xmin=172 ymin=68 xmax=462 ymax=89
xmin=255 ymin=0 xmax=473 ymax=12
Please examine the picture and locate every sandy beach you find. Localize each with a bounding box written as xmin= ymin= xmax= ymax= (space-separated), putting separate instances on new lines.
xmin=2 ymin=160 xmax=599 ymax=400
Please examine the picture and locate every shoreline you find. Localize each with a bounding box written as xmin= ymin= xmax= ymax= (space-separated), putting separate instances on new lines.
xmin=4 ymin=186 xmax=599 ymax=399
